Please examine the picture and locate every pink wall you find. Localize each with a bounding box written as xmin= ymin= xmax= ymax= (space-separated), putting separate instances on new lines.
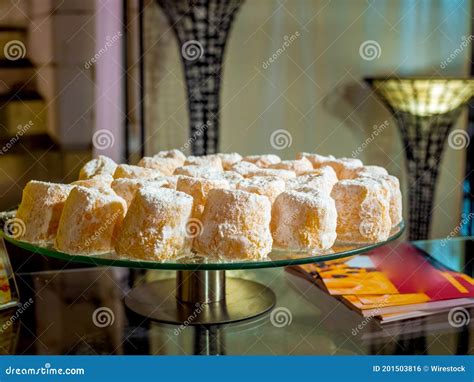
xmin=94 ymin=0 xmax=124 ymax=161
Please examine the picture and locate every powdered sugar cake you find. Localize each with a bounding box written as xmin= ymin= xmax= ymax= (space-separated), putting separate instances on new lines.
xmin=236 ymin=176 xmax=286 ymax=203
xmin=154 ymin=149 xmax=186 ymax=163
xmin=339 ymin=164 xmax=401 ymax=227
xmin=115 ymin=187 xmax=193 ymax=261
xmin=286 ymin=166 xmax=338 ymax=195
xmin=229 ymin=161 xmax=260 ymax=176
xmin=297 ymin=152 xmax=363 ymax=178
xmin=331 ymin=178 xmax=391 ymax=243
xmin=13 ymin=150 xmax=403 ymax=262
xmin=137 ymin=156 xmax=184 ymax=176
xmin=194 ymin=188 xmax=273 ymax=260
xmin=188 ymin=153 xmax=241 ymax=171
xmin=296 ymin=152 xmax=335 ymax=167
xmin=341 ymin=165 xmax=388 ymax=180
xmin=72 ymin=174 xmax=114 ymax=192
xmin=319 ymin=157 xmax=363 ymax=178
xmin=242 ymin=154 xmax=281 ymax=168
xmin=268 ymin=158 xmax=313 ymax=175
xmin=111 ymin=178 xmax=170 ymax=207
xmin=382 ymin=175 xmax=403 ymax=227
xmin=114 ymin=164 xmax=161 ymax=179
xmin=271 ymin=189 xmax=337 ymax=250
xmin=79 ymin=155 xmax=117 ymax=180
xmin=137 ymin=149 xmax=185 ymax=175
xmin=173 ymin=165 xmax=223 ymax=178
xmin=232 ymin=162 xmax=297 ymax=180
xmin=55 ymin=186 xmax=127 ymax=254
xmin=215 ymin=153 xmax=242 ymax=170
xmin=176 ymin=175 xmax=230 ymax=219
xmin=221 ymin=171 xmax=244 ymax=187
xmin=185 ymin=155 xmax=223 ymax=170
xmin=15 ymin=180 xmax=74 ymax=244
xmin=246 ymin=168 xmax=296 ymax=180
xmin=357 ymin=173 xmax=403 ymax=227
xmin=160 ymin=176 xmax=179 ymax=189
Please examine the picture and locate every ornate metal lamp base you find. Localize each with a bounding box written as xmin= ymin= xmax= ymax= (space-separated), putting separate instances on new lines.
xmin=124 ymin=270 xmax=276 ymax=325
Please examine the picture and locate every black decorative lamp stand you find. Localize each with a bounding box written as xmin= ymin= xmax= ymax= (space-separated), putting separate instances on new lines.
xmin=157 ymin=0 xmax=244 ymax=155
xmin=366 ymin=78 xmax=473 ymax=240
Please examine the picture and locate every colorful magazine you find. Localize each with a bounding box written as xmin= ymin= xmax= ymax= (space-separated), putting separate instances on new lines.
xmin=290 ymin=242 xmax=474 ymax=322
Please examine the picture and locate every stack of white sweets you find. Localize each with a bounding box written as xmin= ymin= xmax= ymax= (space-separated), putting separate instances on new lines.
xmin=14 ymin=150 xmax=402 ymax=261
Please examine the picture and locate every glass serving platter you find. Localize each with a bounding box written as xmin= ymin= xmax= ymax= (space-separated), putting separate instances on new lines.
xmin=0 ymin=209 xmax=405 ymax=325
xmin=0 ymin=210 xmax=404 ymax=271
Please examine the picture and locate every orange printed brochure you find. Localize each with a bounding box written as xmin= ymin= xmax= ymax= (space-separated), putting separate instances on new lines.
xmin=343 ymin=294 xmax=430 ymax=310
xmin=303 ymin=242 xmax=474 ymax=300
xmin=0 ymin=261 xmax=11 ymax=306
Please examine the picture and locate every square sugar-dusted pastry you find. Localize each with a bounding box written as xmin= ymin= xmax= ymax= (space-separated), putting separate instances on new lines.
xmin=194 ymin=189 xmax=273 ymax=260
xmin=115 ymin=187 xmax=193 ymax=260
xmin=56 ymin=186 xmax=127 ymax=254
xmin=236 ymin=176 xmax=286 ymax=203
xmin=176 ymin=175 xmax=230 ymax=219
xmin=79 ymin=155 xmax=117 ymax=180
xmin=271 ymin=189 xmax=337 ymax=250
xmin=15 ymin=181 xmax=74 ymax=244
xmin=331 ymin=178 xmax=391 ymax=243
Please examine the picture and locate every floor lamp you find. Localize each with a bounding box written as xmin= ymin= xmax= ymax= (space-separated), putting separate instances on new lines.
xmin=366 ymin=77 xmax=473 ymax=240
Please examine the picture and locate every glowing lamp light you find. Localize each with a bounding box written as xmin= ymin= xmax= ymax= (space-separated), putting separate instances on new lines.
xmin=370 ymin=78 xmax=474 ymax=117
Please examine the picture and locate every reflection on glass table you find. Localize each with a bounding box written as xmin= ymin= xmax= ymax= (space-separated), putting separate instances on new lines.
xmin=2 ymin=236 xmax=473 ymax=355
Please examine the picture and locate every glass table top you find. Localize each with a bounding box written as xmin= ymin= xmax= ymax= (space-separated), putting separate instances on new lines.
xmin=1 ymin=235 xmax=473 ymax=355
xmin=0 ymin=211 xmax=404 ymax=270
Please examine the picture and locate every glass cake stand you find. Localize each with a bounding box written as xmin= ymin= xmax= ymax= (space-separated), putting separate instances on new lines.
xmin=0 ymin=211 xmax=404 ymax=325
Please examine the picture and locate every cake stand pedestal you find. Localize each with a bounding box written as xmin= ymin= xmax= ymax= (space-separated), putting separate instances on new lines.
xmin=124 ymin=270 xmax=276 ymax=325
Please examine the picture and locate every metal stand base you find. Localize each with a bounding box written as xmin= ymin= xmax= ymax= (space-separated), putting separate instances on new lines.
xmin=124 ymin=270 xmax=276 ymax=325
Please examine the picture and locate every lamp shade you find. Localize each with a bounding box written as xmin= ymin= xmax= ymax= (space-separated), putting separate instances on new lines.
xmin=368 ymin=78 xmax=474 ymax=117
